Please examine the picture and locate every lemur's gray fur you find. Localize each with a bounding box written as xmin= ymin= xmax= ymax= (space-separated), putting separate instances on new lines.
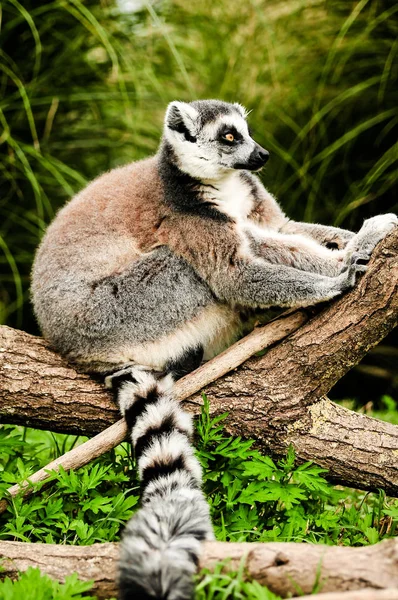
xmin=32 ymin=99 xmax=398 ymax=600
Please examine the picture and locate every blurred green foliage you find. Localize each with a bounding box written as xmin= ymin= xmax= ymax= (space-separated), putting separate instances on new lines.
xmin=0 ymin=0 xmax=397 ymax=332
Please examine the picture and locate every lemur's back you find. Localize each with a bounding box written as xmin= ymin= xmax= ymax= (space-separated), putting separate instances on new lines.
xmin=33 ymin=156 xmax=163 ymax=285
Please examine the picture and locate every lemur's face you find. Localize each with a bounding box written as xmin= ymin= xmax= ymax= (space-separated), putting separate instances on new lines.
xmin=163 ymin=100 xmax=269 ymax=180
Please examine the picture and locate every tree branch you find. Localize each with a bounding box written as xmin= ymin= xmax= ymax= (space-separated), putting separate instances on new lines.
xmin=0 ymin=229 xmax=397 ymax=497
xmin=1 ymin=539 xmax=398 ymax=600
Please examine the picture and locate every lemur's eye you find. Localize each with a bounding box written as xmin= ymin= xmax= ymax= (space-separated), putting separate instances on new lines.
xmin=219 ymin=128 xmax=241 ymax=144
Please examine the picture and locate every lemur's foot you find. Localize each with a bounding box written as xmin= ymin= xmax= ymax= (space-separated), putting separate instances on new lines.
xmin=351 ymin=213 xmax=398 ymax=256
xmin=337 ymin=214 xmax=397 ymax=290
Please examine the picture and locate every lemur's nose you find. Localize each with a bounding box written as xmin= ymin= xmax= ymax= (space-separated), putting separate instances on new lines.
xmin=241 ymin=144 xmax=270 ymax=171
xmin=258 ymin=149 xmax=270 ymax=163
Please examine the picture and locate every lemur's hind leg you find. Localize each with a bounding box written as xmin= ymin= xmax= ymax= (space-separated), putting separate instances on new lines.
xmin=280 ymin=214 xmax=398 ymax=264
xmin=346 ymin=214 xmax=398 ymax=263
xmin=61 ymin=245 xmax=238 ymax=373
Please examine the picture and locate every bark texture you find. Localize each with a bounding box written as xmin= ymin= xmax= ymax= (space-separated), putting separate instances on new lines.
xmin=293 ymin=592 xmax=398 ymax=600
xmin=1 ymin=539 xmax=398 ymax=600
xmin=0 ymin=230 xmax=397 ymax=496
xmin=0 ymin=327 xmax=117 ymax=435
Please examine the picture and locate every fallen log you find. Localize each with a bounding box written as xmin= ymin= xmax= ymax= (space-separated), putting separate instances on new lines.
xmin=0 ymin=229 xmax=398 ymax=497
xmin=292 ymin=592 xmax=398 ymax=600
xmin=1 ymin=539 xmax=398 ymax=599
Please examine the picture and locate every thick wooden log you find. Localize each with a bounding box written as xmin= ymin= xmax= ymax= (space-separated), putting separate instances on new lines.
xmin=0 ymin=229 xmax=397 ymax=496
xmin=0 ymin=309 xmax=307 ymax=436
xmin=1 ymin=539 xmax=398 ymax=599
xmin=292 ymin=592 xmax=398 ymax=600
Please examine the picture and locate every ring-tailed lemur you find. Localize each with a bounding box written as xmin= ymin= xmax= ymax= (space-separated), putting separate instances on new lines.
xmin=32 ymin=99 xmax=397 ymax=600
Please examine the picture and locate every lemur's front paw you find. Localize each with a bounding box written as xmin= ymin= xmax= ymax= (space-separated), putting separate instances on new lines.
xmin=342 ymin=248 xmax=370 ymax=273
xmin=335 ymin=259 xmax=366 ymax=293
xmin=355 ymin=213 xmax=398 ymax=254
xmin=350 ymin=250 xmax=371 ymax=272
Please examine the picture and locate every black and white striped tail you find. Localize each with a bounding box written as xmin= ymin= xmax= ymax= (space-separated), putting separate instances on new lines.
xmin=106 ymin=366 xmax=214 ymax=600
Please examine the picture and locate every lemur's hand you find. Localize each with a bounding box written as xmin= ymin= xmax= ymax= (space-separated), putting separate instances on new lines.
xmin=321 ymin=257 xmax=368 ymax=304
xmin=346 ymin=213 xmax=398 ymax=266
xmin=334 ymin=258 xmax=368 ymax=294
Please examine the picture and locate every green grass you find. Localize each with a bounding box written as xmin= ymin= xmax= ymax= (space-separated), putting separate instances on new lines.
xmin=1 ymin=397 xmax=397 ymax=598
xmin=195 ymin=559 xmax=282 ymax=600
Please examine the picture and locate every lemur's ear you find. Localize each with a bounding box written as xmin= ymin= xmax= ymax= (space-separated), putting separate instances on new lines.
xmin=165 ymin=101 xmax=199 ymax=142
xmin=233 ymin=103 xmax=249 ymax=120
